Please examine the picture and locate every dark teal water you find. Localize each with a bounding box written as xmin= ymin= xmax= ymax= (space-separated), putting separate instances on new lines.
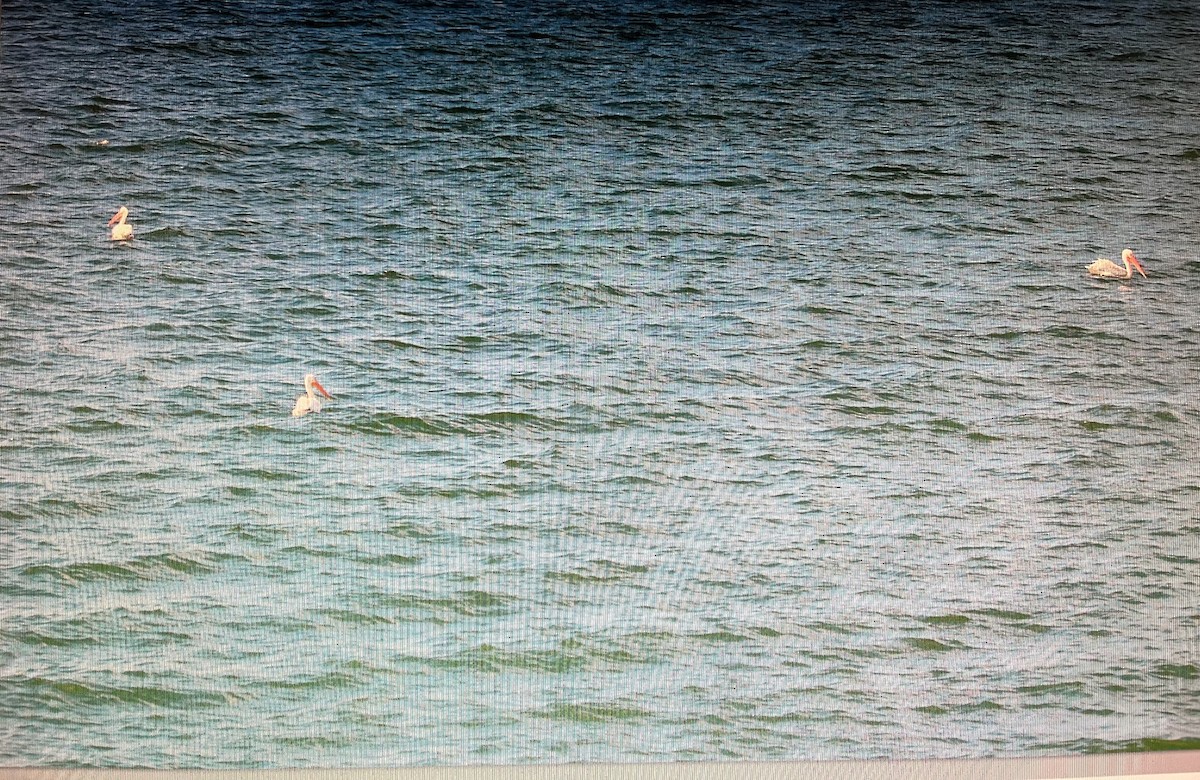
xmin=2 ymin=0 xmax=1199 ymax=769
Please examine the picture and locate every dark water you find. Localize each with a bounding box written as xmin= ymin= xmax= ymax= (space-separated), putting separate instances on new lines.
xmin=2 ymin=0 xmax=1200 ymax=769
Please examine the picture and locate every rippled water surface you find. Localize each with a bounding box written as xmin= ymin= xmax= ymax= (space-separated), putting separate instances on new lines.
xmin=2 ymin=0 xmax=1200 ymax=769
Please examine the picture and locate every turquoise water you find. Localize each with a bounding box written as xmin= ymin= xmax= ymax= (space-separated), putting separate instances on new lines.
xmin=2 ymin=0 xmax=1199 ymax=768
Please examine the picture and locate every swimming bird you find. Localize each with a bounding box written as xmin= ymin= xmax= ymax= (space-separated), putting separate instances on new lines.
xmin=107 ymin=206 xmax=133 ymax=241
xmin=292 ymin=374 xmax=333 ymax=417
xmin=1087 ymin=249 xmax=1146 ymax=280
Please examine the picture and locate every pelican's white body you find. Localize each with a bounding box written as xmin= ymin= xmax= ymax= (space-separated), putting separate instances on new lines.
xmin=108 ymin=206 xmax=132 ymax=241
xmin=1087 ymin=249 xmax=1146 ymax=280
xmin=292 ymin=374 xmax=333 ymax=417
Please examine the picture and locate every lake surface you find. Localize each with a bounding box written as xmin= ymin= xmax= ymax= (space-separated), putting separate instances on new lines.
xmin=2 ymin=0 xmax=1199 ymax=769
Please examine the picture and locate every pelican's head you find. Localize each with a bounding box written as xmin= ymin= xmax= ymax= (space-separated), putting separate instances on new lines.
xmin=107 ymin=206 xmax=129 ymax=226
xmin=304 ymin=373 xmax=333 ymax=399
xmin=1122 ymin=249 xmax=1147 ymax=278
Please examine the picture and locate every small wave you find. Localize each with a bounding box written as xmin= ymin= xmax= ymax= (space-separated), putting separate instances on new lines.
xmin=434 ymin=644 xmax=593 ymax=674
xmin=710 ymin=173 xmax=771 ymax=188
xmin=967 ymin=608 xmax=1032 ymax=621
xmin=2 ymin=185 xmax=41 ymax=200
xmin=348 ymin=412 xmax=454 ymax=436
xmin=22 ymin=552 xmax=224 ymax=585
xmin=1041 ymin=325 xmax=1125 ymax=342
xmin=850 ymin=163 xmax=960 ymax=181
xmin=534 ymin=701 xmax=651 ymax=723
xmin=28 ymin=496 xmax=109 ymax=521
xmin=359 ymin=269 xmax=413 ymax=281
xmin=0 ymin=583 xmax=53 ymax=599
xmin=600 ymin=473 xmax=656 ymax=487
xmin=357 ymin=552 xmax=420 ymax=567
xmin=471 ymin=410 xmax=544 ymax=429
xmin=896 ymin=189 xmax=939 ymax=202
xmin=442 ymin=104 xmax=492 ymax=115
xmin=1157 ymin=553 xmax=1200 ymax=565
xmin=828 ymin=421 xmax=914 ymax=437
xmin=918 ymin=614 xmax=972 ymax=627
xmin=1047 ymin=191 xmax=1098 ymax=203
xmin=903 ymin=637 xmax=964 ymax=652
xmin=1151 ymin=663 xmax=1198 ymax=679
xmin=550 ymin=559 xmax=650 ymax=587
xmin=545 ymin=570 xmax=621 ymax=586
xmin=1018 ymin=682 xmax=1086 ymax=697
xmin=140 ymin=226 xmax=193 ymax=240
xmin=454 ymin=589 xmax=517 ymax=615
xmin=383 ymin=521 xmax=441 ymax=540
xmin=312 ymin=608 xmax=394 ymax=626
xmin=159 ymin=273 xmax=207 ymax=286
xmin=346 ymin=409 xmax=574 ymax=437
xmin=967 ymin=431 xmax=1003 ymax=442
xmin=225 ymin=466 xmax=301 ymax=482
xmin=265 ymin=672 xmax=357 ymax=691
xmin=221 ymin=523 xmax=285 ymax=543
xmin=19 ymin=677 xmax=232 ymax=709
xmin=247 ymin=109 xmax=296 ymax=123
xmin=802 ymin=304 xmax=843 ymax=315
xmin=164 ymin=134 xmax=251 ymax=155
xmin=689 ymin=630 xmax=751 ymax=643
xmin=64 ymin=417 xmax=136 ymax=433
xmin=1111 ymin=50 xmax=1151 ymax=62
xmin=275 ymin=735 xmax=352 ymax=749
xmin=541 ymin=280 xmax=638 ymax=307
xmin=284 ymin=304 xmax=337 ymax=317
xmin=379 ymin=589 xmax=517 ymax=620
xmin=1102 ymin=737 xmax=1200 ymax=753
xmin=281 ymin=545 xmax=339 ymax=559
xmin=72 ymin=97 xmax=125 ymax=115
xmin=0 ymin=629 xmax=99 ymax=648
xmin=837 ymin=405 xmax=901 ymax=416
xmin=914 ymin=704 xmax=950 ymax=715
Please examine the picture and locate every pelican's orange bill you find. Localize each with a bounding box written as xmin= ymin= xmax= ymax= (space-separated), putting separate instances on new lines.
xmin=313 ymin=378 xmax=333 ymax=399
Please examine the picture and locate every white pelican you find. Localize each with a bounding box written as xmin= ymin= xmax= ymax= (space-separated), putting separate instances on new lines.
xmin=107 ymin=206 xmax=133 ymax=241
xmin=1087 ymin=249 xmax=1146 ymax=280
xmin=292 ymin=374 xmax=333 ymax=417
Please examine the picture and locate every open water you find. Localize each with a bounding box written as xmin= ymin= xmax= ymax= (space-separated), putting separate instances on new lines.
xmin=2 ymin=0 xmax=1199 ymax=769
